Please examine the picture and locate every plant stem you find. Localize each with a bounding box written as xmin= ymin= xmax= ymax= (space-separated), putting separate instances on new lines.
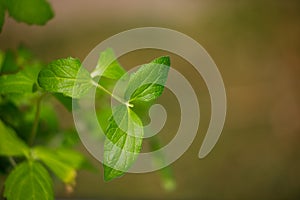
xmin=8 ymin=157 xmax=16 ymax=167
xmin=28 ymin=94 xmax=44 ymax=146
xmin=91 ymin=81 xmax=133 ymax=107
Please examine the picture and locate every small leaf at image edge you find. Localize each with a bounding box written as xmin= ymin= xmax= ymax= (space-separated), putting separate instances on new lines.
xmin=4 ymin=161 xmax=54 ymax=200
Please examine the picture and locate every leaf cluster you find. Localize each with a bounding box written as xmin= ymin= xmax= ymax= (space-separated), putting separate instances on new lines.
xmin=0 ymin=1 xmax=175 ymax=199
xmin=0 ymin=46 xmax=171 ymax=199
xmin=37 ymin=48 xmax=170 ymax=181
xmin=0 ymin=47 xmax=92 ymax=200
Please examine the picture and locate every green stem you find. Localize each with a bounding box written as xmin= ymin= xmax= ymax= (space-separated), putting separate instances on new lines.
xmin=8 ymin=157 xmax=16 ymax=167
xmin=28 ymin=94 xmax=44 ymax=146
xmin=91 ymin=81 xmax=133 ymax=107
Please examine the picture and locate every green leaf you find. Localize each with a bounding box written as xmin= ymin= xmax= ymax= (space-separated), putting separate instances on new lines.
xmin=0 ymin=64 xmax=40 ymax=94
xmin=0 ymin=1 xmax=5 ymax=32
xmin=125 ymin=56 xmax=170 ymax=102
xmin=97 ymin=107 xmax=112 ymax=134
xmin=91 ymin=48 xmax=126 ymax=79
xmin=60 ymin=129 xmax=80 ymax=148
xmin=38 ymin=57 xmax=93 ymax=98
xmin=34 ymin=146 xmax=85 ymax=185
xmin=6 ymin=0 xmax=54 ymax=25
xmin=0 ymin=120 xmax=29 ymax=157
xmin=16 ymin=45 xmax=34 ymax=66
xmin=0 ymin=50 xmax=19 ymax=74
xmin=0 ymin=101 xmax=24 ymax=130
xmin=0 ymin=50 xmax=4 ymax=71
xmin=54 ymin=148 xmax=94 ymax=171
xmin=4 ymin=161 xmax=54 ymax=200
xmin=103 ymin=105 xmax=143 ymax=181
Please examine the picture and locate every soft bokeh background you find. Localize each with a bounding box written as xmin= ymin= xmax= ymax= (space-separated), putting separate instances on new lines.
xmin=1 ymin=0 xmax=300 ymax=199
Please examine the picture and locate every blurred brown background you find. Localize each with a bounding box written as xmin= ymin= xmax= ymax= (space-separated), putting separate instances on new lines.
xmin=1 ymin=0 xmax=300 ymax=199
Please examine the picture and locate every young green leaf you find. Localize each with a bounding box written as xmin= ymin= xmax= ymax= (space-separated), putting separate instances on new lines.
xmin=103 ymin=105 xmax=143 ymax=181
xmin=16 ymin=45 xmax=34 ymax=66
xmin=0 ymin=120 xmax=29 ymax=157
xmin=0 ymin=50 xmax=4 ymax=71
xmin=91 ymin=48 xmax=126 ymax=79
xmin=4 ymin=161 xmax=54 ymax=200
xmin=38 ymin=57 xmax=93 ymax=98
xmin=0 ymin=66 xmax=40 ymax=94
xmin=33 ymin=147 xmax=78 ymax=185
xmin=60 ymin=129 xmax=80 ymax=148
xmin=6 ymin=0 xmax=54 ymax=25
xmin=54 ymin=148 xmax=94 ymax=171
xmin=125 ymin=56 xmax=170 ymax=102
xmin=0 ymin=50 xmax=19 ymax=74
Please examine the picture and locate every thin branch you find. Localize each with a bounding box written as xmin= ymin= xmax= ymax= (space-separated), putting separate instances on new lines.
xmin=8 ymin=157 xmax=16 ymax=167
xmin=91 ymin=81 xmax=133 ymax=107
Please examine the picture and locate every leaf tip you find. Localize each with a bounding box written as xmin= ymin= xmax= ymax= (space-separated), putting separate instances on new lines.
xmin=103 ymin=165 xmax=124 ymax=182
xmin=103 ymin=165 xmax=114 ymax=182
xmin=151 ymin=56 xmax=170 ymax=66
